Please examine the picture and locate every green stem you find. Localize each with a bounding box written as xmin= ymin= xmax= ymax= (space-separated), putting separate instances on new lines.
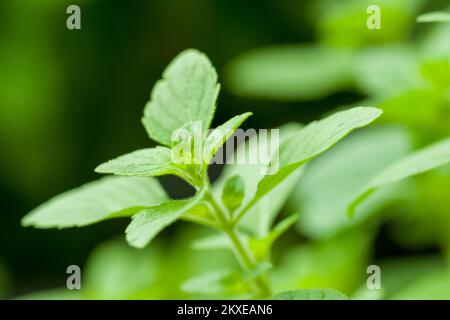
xmin=204 ymin=190 xmax=271 ymax=298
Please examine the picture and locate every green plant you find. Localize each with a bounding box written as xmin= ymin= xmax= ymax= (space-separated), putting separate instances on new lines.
xmin=21 ymin=49 xmax=450 ymax=299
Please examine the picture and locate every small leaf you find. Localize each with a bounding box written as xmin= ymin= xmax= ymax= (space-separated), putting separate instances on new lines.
xmin=272 ymin=289 xmax=348 ymax=300
xmin=22 ymin=177 xmax=167 ymax=228
xmin=126 ymin=189 xmax=205 ymax=248
xmin=348 ymin=137 xmax=450 ymax=216
xmin=221 ymin=175 xmax=245 ymax=213
xmin=203 ymin=112 xmax=252 ymax=164
xmin=142 ymin=49 xmax=220 ymax=146
xmin=417 ymin=11 xmax=450 ymax=23
xmin=95 ymin=147 xmax=186 ymax=178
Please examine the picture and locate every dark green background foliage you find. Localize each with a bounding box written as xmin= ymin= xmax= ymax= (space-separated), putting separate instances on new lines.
xmin=0 ymin=0 xmax=449 ymax=299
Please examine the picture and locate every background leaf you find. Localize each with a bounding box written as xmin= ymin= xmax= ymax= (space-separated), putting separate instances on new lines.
xmin=221 ymin=175 xmax=245 ymax=214
xmin=288 ymin=126 xmax=412 ymax=239
xmin=225 ymin=45 xmax=354 ymax=101
xmin=417 ymin=11 xmax=450 ymax=23
xmin=348 ymin=137 xmax=450 ymax=216
xmin=272 ymin=288 xmax=348 ymax=300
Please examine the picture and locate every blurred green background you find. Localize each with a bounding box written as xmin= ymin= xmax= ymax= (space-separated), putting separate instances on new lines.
xmin=0 ymin=0 xmax=449 ymax=299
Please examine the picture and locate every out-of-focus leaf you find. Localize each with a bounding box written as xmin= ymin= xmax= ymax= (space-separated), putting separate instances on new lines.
xmin=348 ymin=137 xmax=450 ymax=216
xmin=142 ymin=49 xmax=219 ymax=146
xmin=22 ymin=177 xmax=167 ymax=228
xmin=314 ymin=0 xmax=425 ymax=47
xmin=352 ymin=255 xmax=446 ymax=300
xmin=379 ymin=88 xmax=449 ymax=139
xmin=272 ymin=289 xmax=348 ymax=300
xmin=393 ymin=270 xmax=450 ymax=299
xmin=380 ymin=255 xmax=446 ymax=299
xmin=95 ymin=147 xmax=187 ymax=179
xmin=181 ymin=270 xmax=249 ymax=295
xmin=225 ymin=45 xmax=354 ymax=101
xmin=289 ymin=126 xmax=412 ymax=239
xmin=417 ymin=11 xmax=450 ymax=23
xmin=84 ymin=239 xmax=163 ymax=299
xmin=354 ymin=45 xmax=424 ymax=98
xmin=420 ymin=23 xmax=450 ymax=61
xmin=270 ymin=230 xmax=373 ymax=295
xmin=126 ymin=189 xmax=205 ymax=248
xmin=388 ymin=171 xmax=450 ymax=251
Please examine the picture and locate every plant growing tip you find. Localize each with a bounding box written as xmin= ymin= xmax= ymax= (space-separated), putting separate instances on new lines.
xmin=22 ymin=49 xmax=385 ymax=300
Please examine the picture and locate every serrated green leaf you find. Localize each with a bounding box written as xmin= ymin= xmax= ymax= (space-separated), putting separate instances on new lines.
xmin=289 ymin=126 xmax=412 ymax=239
xmin=204 ymin=112 xmax=252 ymax=163
xmin=142 ymin=49 xmax=220 ymax=146
xmin=272 ymin=289 xmax=348 ymax=300
xmin=417 ymin=11 xmax=450 ymax=23
xmin=238 ymin=107 xmax=382 ymax=222
xmin=348 ymin=137 xmax=450 ymax=216
xmin=221 ymin=175 xmax=245 ymax=214
xmin=22 ymin=177 xmax=167 ymax=228
xmin=126 ymin=189 xmax=205 ymax=248
xmin=95 ymin=146 xmax=186 ymax=178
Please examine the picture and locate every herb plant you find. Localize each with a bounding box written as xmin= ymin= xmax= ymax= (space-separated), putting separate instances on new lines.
xmin=22 ymin=49 xmax=450 ymax=299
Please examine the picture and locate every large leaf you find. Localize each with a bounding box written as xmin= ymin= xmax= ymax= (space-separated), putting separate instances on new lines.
xmin=142 ymin=49 xmax=219 ymax=146
xmin=272 ymin=289 xmax=348 ymax=300
xmin=289 ymin=126 xmax=412 ymax=239
xmin=238 ymin=107 xmax=382 ymax=221
xmin=348 ymin=137 xmax=450 ymax=216
xmin=126 ymin=189 xmax=205 ymax=248
xmin=95 ymin=147 xmax=187 ymax=179
xmin=22 ymin=177 xmax=167 ymax=228
xmin=225 ymin=45 xmax=353 ymax=101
